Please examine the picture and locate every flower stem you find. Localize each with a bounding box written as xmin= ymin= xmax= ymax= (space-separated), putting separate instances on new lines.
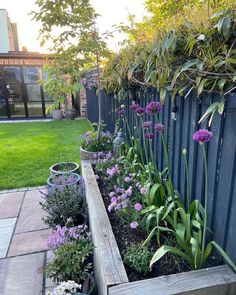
xmin=183 ymin=153 xmax=191 ymax=213
xmin=201 ymin=143 xmax=208 ymax=266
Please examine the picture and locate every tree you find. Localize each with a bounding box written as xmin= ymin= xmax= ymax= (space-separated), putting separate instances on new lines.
xmin=31 ymin=0 xmax=110 ymax=130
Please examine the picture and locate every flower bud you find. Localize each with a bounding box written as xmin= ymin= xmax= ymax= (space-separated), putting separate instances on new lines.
xmin=182 ymin=148 xmax=187 ymax=155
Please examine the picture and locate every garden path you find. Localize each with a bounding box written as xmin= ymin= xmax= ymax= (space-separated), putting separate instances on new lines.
xmin=0 ymin=188 xmax=54 ymax=295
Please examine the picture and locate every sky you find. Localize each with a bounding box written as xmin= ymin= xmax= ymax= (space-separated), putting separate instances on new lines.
xmin=0 ymin=0 xmax=146 ymax=53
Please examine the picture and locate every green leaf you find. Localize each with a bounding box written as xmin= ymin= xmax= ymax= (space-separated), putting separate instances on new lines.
xmin=211 ymin=241 xmax=236 ymax=272
xmin=150 ymin=245 xmax=191 ymax=269
xmin=197 ymin=79 xmax=208 ymax=97
xmin=198 ymin=102 xmax=219 ymax=124
xmin=149 ymin=183 xmax=161 ymax=205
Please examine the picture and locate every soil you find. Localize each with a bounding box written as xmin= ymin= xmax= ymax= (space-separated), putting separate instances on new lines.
xmin=53 ymin=162 xmax=77 ymax=172
xmin=95 ymin=168 xmax=222 ymax=282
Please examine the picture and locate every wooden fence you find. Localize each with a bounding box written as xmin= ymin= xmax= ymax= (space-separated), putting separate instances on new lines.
xmin=86 ymin=86 xmax=236 ymax=263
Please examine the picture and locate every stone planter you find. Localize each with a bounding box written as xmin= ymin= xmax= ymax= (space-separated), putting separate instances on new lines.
xmin=52 ymin=109 xmax=63 ymax=120
xmin=65 ymin=109 xmax=76 ymax=120
xmin=82 ymin=160 xmax=236 ymax=295
xmin=50 ymin=162 xmax=80 ymax=175
xmin=80 ymin=147 xmax=97 ymax=162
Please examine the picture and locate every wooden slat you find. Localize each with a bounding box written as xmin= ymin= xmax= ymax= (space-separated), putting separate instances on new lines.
xmin=82 ymin=161 xmax=129 ymax=295
xmin=109 ymin=265 xmax=236 ymax=295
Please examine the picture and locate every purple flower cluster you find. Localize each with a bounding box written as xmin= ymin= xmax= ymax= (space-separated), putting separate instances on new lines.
xmin=136 ymin=182 xmax=148 ymax=195
xmin=135 ymin=107 xmax=145 ymax=116
xmin=93 ymin=151 xmax=113 ymax=163
xmin=46 ymin=224 xmax=88 ymax=249
xmin=154 ymin=123 xmax=164 ymax=132
xmin=146 ymin=101 xmax=162 ymax=115
xmin=107 ymin=164 xmax=120 ymax=177
xmin=118 ymin=110 xmax=125 ymax=117
xmin=142 ymin=121 xmax=153 ymax=129
xmin=130 ymin=103 xmax=140 ymax=111
xmin=193 ymin=129 xmax=213 ymax=144
xmin=144 ymin=132 xmax=154 ymax=140
xmin=108 ymin=186 xmax=133 ymax=212
xmin=51 ymin=174 xmax=78 ymax=186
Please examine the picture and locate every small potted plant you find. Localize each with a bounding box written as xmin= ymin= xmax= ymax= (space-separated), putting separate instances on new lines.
xmin=47 ymin=173 xmax=80 ymax=188
xmin=40 ymin=183 xmax=86 ymax=227
xmin=46 ymin=226 xmax=94 ymax=294
xmin=50 ymin=162 xmax=80 ymax=175
xmin=80 ymin=125 xmax=113 ymax=161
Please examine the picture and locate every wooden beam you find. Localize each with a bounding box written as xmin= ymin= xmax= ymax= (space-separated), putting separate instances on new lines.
xmin=109 ymin=265 xmax=236 ymax=295
xmin=82 ymin=161 xmax=128 ymax=295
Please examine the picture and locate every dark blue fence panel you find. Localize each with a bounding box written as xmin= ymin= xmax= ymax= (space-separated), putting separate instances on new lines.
xmin=86 ymin=86 xmax=236 ymax=263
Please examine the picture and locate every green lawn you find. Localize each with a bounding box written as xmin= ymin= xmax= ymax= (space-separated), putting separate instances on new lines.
xmin=0 ymin=119 xmax=92 ymax=190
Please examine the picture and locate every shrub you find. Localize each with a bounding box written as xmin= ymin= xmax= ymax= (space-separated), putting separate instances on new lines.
xmin=40 ymin=184 xmax=86 ymax=227
xmin=46 ymin=240 xmax=93 ymax=283
xmin=80 ymin=130 xmax=113 ymax=152
xmin=123 ymin=243 xmax=152 ymax=274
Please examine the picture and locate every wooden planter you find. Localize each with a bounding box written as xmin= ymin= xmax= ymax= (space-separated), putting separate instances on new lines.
xmin=82 ymin=161 xmax=236 ymax=295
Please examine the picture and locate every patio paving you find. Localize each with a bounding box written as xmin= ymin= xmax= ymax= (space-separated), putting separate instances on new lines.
xmin=0 ymin=188 xmax=54 ymax=295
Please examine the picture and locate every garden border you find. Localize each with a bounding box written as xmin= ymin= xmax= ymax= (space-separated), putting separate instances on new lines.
xmin=82 ymin=160 xmax=236 ymax=295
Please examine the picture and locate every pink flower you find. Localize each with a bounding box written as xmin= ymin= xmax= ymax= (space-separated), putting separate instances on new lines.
xmin=125 ymin=186 xmax=133 ymax=196
xmin=124 ymin=176 xmax=132 ymax=183
xmin=130 ymin=221 xmax=139 ymax=229
xmin=140 ymin=187 xmax=148 ymax=195
xmin=146 ymin=101 xmax=162 ymax=115
xmin=111 ymin=196 xmax=117 ymax=203
xmin=134 ymin=203 xmax=142 ymax=211
xmin=154 ymin=123 xmax=164 ymax=132
xmin=142 ymin=121 xmax=153 ymax=129
xmin=144 ymin=132 xmax=154 ymax=140
xmin=193 ymin=129 xmax=213 ymax=144
xmin=130 ymin=103 xmax=140 ymax=111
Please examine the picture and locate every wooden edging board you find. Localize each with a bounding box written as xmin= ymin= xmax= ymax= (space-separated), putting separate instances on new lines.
xmin=82 ymin=160 xmax=128 ymax=295
xmin=82 ymin=160 xmax=236 ymax=295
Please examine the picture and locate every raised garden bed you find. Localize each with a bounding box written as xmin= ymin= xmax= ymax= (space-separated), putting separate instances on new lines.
xmin=82 ymin=160 xmax=236 ymax=295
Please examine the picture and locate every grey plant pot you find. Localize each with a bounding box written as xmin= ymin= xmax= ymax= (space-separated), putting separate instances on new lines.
xmin=50 ymin=162 xmax=80 ymax=175
xmin=52 ymin=109 xmax=63 ymax=120
xmin=65 ymin=109 xmax=76 ymax=120
xmin=80 ymin=147 xmax=97 ymax=162
xmin=47 ymin=172 xmax=81 ymax=188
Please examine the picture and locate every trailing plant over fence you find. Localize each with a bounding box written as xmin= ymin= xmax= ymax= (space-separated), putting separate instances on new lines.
xmin=102 ymin=5 xmax=236 ymax=121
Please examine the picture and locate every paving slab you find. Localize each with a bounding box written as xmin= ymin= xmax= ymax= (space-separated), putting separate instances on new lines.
xmin=0 ymin=192 xmax=24 ymax=218
xmin=0 ymin=218 xmax=17 ymax=258
xmin=8 ymin=228 xmax=51 ymax=257
xmin=15 ymin=189 xmax=48 ymax=234
xmin=0 ymin=252 xmax=44 ymax=295
xmin=45 ymin=251 xmax=55 ymax=290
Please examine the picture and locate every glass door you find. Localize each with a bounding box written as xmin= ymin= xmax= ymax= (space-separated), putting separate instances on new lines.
xmin=3 ymin=66 xmax=26 ymax=118
xmin=23 ymin=66 xmax=45 ymax=117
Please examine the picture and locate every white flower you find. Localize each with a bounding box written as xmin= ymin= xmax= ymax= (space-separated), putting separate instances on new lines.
xmin=197 ymin=34 xmax=205 ymax=41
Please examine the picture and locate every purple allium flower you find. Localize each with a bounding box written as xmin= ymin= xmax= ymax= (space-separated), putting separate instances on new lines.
xmin=135 ymin=107 xmax=145 ymax=116
xmin=142 ymin=121 xmax=153 ymax=129
xmin=154 ymin=123 xmax=164 ymax=132
xmin=193 ymin=129 xmax=213 ymax=144
xmin=121 ymin=193 xmax=128 ymax=200
xmin=124 ymin=176 xmax=132 ymax=183
xmin=111 ymin=196 xmax=117 ymax=203
xmin=107 ymin=165 xmax=120 ymax=176
xmin=118 ymin=110 xmax=125 ymax=117
xmin=134 ymin=203 xmax=143 ymax=211
xmin=140 ymin=187 xmax=148 ymax=195
xmin=144 ymin=132 xmax=154 ymax=140
xmin=109 ymin=191 xmax=116 ymax=198
xmin=130 ymin=221 xmax=139 ymax=229
xmin=125 ymin=186 xmax=133 ymax=196
xmin=130 ymin=103 xmax=140 ymax=111
xmin=146 ymin=101 xmax=162 ymax=115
